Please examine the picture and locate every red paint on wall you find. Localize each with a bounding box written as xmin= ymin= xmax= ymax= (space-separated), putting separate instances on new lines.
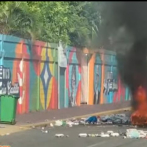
xmin=48 ymin=77 xmax=58 ymax=109
xmin=113 ymin=77 xmax=125 ymax=102
xmin=13 ymin=40 xmax=30 ymax=114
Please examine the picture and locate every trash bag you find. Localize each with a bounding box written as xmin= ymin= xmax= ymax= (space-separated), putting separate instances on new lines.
xmin=85 ymin=116 xmax=98 ymax=124
xmin=100 ymin=114 xmax=131 ymax=125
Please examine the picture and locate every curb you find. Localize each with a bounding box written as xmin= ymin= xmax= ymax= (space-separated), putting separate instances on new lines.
xmin=22 ymin=107 xmax=132 ymax=128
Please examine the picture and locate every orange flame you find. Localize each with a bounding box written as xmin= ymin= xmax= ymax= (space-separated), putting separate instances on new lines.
xmin=131 ymin=86 xmax=147 ymax=125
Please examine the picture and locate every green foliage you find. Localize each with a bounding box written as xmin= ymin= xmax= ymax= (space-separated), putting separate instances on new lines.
xmin=0 ymin=2 xmax=42 ymax=41
xmin=0 ymin=2 xmax=101 ymax=48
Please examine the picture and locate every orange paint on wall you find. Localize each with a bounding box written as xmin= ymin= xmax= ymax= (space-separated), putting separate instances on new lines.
xmin=88 ymin=54 xmax=95 ymax=105
xmin=100 ymin=53 xmax=104 ymax=104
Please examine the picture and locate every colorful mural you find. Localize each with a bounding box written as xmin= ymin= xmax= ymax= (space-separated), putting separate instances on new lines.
xmin=89 ymin=51 xmax=130 ymax=105
xmin=94 ymin=64 xmax=101 ymax=104
xmin=0 ymin=34 xmax=130 ymax=115
xmin=0 ymin=35 xmax=58 ymax=114
xmin=65 ymin=47 xmax=81 ymax=107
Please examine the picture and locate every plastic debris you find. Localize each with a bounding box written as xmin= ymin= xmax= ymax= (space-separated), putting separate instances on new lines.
xmin=62 ymin=121 xmax=67 ymax=126
xmin=41 ymin=127 xmax=45 ymax=130
xmin=79 ymin=133 xmax=88 ymax=137
xmin=50 ymin=123 xmax=54 ymax=127
xmin=124 ymin=129 xmax=147 ymax=139
xmin=55 ymin=120 xmax=63 ymax=126
xmin=100 ymin=132 xmax=110 ymax=137
xmin=126 ymin=129 xmax=140 ymax=138
xmin=73 ymin=122 xmax=79 ymax=126
xmin=138 ymin=130 xmax=146 ymax=138
xmin=66 ymin=121 xmax=74 ymax=127
xmin=41 ymin=130 xmax=48 ymax=133
xmin=55 ymin=134 xmax=65 ymax=137
xmin=44 ymin=130 xmax=48 ymax=133
xmin=111 ymin=132 xmax=119 ymax=137
xmin=81 ymin=118 xmax=86 ymax=120
xmin=100 ymin=114 xmax=131 ymax=125
xmin=69 ymin=124 xmax=73 ymax=127
xmin=88 ymin=134 xmax=99 ymax=137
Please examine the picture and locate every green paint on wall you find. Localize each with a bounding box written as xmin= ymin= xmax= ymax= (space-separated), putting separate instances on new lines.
xmin=30 ymin=78 xmax=40 ymax=111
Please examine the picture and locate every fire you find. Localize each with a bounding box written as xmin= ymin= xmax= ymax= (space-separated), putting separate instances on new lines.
xmin=131 ymin=86 xmax=147 ymax=126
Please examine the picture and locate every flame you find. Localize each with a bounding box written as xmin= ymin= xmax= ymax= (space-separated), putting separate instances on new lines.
xmin=131 ymin=86 xmax=147 ymax=126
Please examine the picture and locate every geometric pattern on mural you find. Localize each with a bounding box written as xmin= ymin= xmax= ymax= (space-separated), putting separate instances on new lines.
xmin=40 ymin=63 xmax=52 ymax=107
xmin=0 ymin=34 xmax=130 ymax=114
xmin=40 ymin=48 xmax=52 ymax=109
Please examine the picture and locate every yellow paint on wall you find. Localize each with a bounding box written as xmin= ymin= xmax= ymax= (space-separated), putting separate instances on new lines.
xmin=46 ymin=77 xmax=53 ymax=108
xmin=40 ymin=80 xmax=45 ymax=109
xmin=39 ymin=61 xmax=46 ymax=110
xmin=40 ymin=62 xmax=44 ymax=76
xmin=49 ymin=64 xmax=53 ymax=75
xmin=41 ymin=43 xmax=47 ymax=61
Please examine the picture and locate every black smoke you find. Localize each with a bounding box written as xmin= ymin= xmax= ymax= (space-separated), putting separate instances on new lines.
xmin=99 ymin=2 xmax=147 ymax=108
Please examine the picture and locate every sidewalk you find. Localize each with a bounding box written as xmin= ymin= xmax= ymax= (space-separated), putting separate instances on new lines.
xmin=16 ymin=101 xmax=131 ymax=126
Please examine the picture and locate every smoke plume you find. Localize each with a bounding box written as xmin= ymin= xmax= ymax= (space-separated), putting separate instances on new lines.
xmin=99 ymin=2 xmax=147 ymax=107
xmin=100 ymin=2 xmax=147 ymax=109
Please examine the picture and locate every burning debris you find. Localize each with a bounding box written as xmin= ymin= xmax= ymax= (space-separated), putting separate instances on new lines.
xmin=99 ymin=2 xmax=147 ymax=125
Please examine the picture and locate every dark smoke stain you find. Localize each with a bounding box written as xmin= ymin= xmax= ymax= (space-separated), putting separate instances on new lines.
xmin=99 ymin=2 xmax=147 ymax=108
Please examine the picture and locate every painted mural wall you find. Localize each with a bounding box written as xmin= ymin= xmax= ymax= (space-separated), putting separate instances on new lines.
xmin=0 ymin=35 xmax=58 ymax=114
xmin=88 ymin=50 xmax=131 ymax=105
xmin=65 ymin=47 xmax=81 ymax=107
xmin=0 ymin=34 xmax=130 ymax=114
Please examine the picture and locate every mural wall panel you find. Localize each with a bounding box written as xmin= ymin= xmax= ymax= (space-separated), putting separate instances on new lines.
xmin=94 ymin=64 xmax=101 ymax=104
xmin=0 ymin=34 xmax=130 ymax=115
xmin=65 ymin=47 xmax=81 ymax=107
xmin=90 ymin=51 xmax=130 ymax=105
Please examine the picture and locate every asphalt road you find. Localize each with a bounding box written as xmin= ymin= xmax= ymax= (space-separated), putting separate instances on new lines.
xmin=0 ymin=124 xmax=147 ymax=147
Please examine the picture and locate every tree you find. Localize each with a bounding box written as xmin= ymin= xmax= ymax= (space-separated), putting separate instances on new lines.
xmin=67 ymin=2 xmax=102 ymax=48
xmin=0 ymin=2 xmax=42 ymax=41
xmin=28 ymin=2 xmax=101 ymax=47
xmin=67 ymin=2 xmax=91 ymax=47
xmin=31 ymin=2 xmax=70 ymax=44
xmin=0 ymin=2 xmax=102 ymax=48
